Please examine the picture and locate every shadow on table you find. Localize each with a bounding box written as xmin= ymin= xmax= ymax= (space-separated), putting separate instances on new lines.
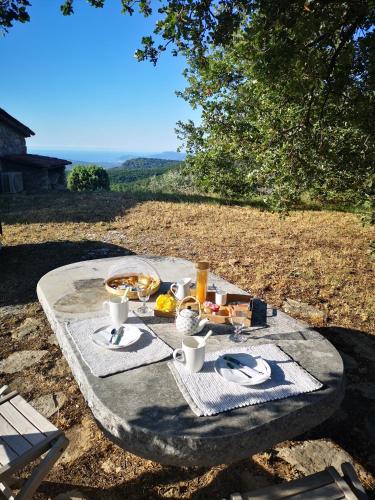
xmin=0 ymin=240 xmax=133 ymax=307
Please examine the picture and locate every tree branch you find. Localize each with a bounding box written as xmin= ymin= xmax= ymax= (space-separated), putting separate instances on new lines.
xmin=319 ymin=19 xmax=360 ymax=122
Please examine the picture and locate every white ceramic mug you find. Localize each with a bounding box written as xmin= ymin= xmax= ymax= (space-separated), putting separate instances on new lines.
xmin=170 ymin=277 xmax=192 ymax=301
xmin=103 ymin=297 xmax=129 ymax=329
xmin=173 ymin=336 xmax=205 ymax=373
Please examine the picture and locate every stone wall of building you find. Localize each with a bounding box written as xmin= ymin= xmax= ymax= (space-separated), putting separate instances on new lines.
xmin=48 ymin=167 xmax=66 ymax=190
xmin=2 ymin=163 xmax=49 ymax=192
xmin=1 ymin=162 xmax=66 ymax=192
xmin=0 ymin=123 xmax=26 ymax=158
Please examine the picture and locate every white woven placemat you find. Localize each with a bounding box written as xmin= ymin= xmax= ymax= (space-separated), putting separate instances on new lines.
xmin=66 ymin=312 xmax=172 ymax=377
xmin=168 ymin=343 xmax=323 ymax=416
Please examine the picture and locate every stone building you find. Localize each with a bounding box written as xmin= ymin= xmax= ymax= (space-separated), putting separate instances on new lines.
xmin=0 ymin=108 xmax=71 ymax=193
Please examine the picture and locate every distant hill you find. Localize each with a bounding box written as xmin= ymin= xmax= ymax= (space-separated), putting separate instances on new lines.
xmin=107 ymin=157 xmax=182 ymax=185
xmin=117 ymin=151 xmax=186 ymax=162
xmin=145 ymin=151 xmax=186 ymax=161
xmin=119 ymin=158 xmax=181 ymax=169
xmin=68 ymin=157 xmax=184 ymax=172
xmin=29 ymin=149 xmax=186 ymax=167
xmin=67 ymin=160 xmax=118 ymax=170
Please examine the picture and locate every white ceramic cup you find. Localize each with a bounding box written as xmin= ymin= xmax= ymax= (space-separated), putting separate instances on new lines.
xmin=173 ymin=336 xmax=205 ymax=373
xmin=215 ymin=289 xmax=228 ymax=306
xmin=103 ymin=297 xmax=129 ymax=329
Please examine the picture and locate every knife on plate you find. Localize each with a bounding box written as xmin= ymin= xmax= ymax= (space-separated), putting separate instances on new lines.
xmin=223 ymin=355 xmax=262 ymax=377
xmin=225 ymin=361 xmax=253 ymax=379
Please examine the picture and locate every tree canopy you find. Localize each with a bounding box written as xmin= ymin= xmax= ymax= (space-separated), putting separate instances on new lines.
xmin=0 ymin=0 xmax=31 ymax=31
xmin=176 ymin=2 xmax=375 ymax=211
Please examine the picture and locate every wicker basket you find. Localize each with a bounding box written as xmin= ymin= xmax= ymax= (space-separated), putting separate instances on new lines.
xmin=105 ymin=274 xmax=161 ymax=300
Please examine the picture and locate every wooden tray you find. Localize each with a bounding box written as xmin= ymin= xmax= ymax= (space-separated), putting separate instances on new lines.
xmin=154 ymin=293 xmax=253 ymax=326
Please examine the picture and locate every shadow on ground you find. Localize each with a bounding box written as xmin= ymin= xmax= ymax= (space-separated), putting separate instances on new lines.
xmin=0 ymin=191 xmax=267 ymax=225
xmin=299 ymin=326 xmax=375 ymax=480
xmin=0 ymin=190 xmax=359 ymax=227
xmin=38 ymin=457 xmax=276 ymax=499
xmin=0 ymin=240 xmax=133 ymax=306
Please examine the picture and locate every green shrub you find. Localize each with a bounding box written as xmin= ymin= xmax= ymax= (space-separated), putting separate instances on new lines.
xmin=67 ymin=165 xmax=110 ymax=192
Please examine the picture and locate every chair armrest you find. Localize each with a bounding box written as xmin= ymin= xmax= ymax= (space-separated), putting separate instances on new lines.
xmin=341 ymin=462 xmax=368 ymax=500
xmin=0 ymin=386 xmax=8 ymax=396
xmin=0 ymin=391 xmax=18 ymax=405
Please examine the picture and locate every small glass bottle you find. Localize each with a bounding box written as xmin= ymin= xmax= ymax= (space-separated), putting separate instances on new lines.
xmin=195 ymin=261 xmax=209 ymax=304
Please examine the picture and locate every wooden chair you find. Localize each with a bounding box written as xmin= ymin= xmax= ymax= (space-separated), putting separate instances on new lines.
xmin=229 ymin=462 xmax=368 ymax=500
xmin=0 ymin=386 xmax=68 ymax=499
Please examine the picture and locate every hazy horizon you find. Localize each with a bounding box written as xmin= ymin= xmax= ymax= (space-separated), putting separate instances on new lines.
xmin=28 ymin=147 xmax=186 ymax=163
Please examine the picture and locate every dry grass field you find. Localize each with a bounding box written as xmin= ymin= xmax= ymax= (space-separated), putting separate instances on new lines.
xmin=0 ymin=191 xmax=374 ymax=499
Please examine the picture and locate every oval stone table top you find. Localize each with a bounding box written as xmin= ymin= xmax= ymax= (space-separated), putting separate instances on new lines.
xmin=37 ymin=256 xmax=344 ymax=466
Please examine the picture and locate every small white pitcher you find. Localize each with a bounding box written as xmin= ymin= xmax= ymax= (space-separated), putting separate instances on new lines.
xmin=170 ymin=277 xmax=192 ymax=301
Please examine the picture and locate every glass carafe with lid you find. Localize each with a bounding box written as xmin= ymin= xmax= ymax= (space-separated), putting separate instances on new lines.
xmin=195 ymin=261 xmax=209 ymax=304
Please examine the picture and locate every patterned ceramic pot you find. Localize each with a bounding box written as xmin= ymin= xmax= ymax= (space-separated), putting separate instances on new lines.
xmin=175 ymin=296 xmax=209 ymax=336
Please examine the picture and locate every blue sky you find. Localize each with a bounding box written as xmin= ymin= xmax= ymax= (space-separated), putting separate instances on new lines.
xmin=0 ymin=1 xmax=199 ymax=152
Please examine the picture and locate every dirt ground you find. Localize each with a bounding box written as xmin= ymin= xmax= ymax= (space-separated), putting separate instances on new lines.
xmin=0 ymin=192 xmax=374 ymax=499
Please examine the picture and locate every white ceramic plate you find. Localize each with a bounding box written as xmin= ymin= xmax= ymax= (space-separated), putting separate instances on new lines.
xmin=214 ymin=353 xmax=271 ymax=386
xmin=91 ymin=325 xmax=142 ymax=350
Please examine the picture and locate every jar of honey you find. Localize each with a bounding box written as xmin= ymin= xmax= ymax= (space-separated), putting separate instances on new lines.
xmin=195 ymin=261 xmax=209 ymax=304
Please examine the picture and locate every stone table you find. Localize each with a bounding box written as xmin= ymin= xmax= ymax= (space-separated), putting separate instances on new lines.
xmin=37 ymin=256 xmax=344 ymax=466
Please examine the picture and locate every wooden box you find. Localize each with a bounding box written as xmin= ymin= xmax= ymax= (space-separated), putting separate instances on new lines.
xmin=154 ymin=292 xmax=253 ymax=326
